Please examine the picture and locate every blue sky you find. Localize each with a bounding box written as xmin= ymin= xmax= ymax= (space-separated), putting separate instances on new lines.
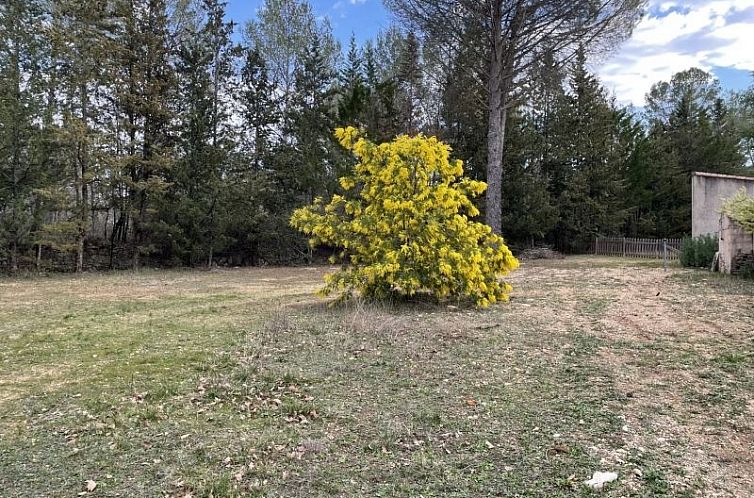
xmin=593 ymin=0 xmax=754 ymax=105
xmin=227 ymin=0 xmax=754 ymax=106
xmin=226 ymin=0 xmax=391 ymax=44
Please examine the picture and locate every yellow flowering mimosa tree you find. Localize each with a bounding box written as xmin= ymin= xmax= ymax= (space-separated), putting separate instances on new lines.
xmin=290 ymin=127 xmax=519 ymax=307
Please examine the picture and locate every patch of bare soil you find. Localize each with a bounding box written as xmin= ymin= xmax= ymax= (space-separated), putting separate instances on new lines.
xmin=585 ymin=266 xmax=752 ymax=497
xmin=0 ymin=365 xmax=69 ymax=409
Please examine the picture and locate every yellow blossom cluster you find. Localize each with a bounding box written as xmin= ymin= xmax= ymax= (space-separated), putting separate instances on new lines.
xmin=290 ymin=127 xmax=519 ymax=307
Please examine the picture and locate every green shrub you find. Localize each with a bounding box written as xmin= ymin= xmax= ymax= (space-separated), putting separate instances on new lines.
xmin=722 ymin=189 xmax=754 ymax=234
xmin=680 ymin=234 xmax=718 ymax=268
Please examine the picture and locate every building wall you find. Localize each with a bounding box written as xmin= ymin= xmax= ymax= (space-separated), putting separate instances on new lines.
xmin=719 ymin=214 xmax=754 ymax=274
xmin=692 ymin=172 xmax=754 ymax=238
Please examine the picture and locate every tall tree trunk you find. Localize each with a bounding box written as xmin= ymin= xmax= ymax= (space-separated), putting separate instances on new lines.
xmin=485 ymin=1 xmax=506 ymax=235
xmin=76 ymin=82 xmax=89 ymax=273
xmin=9 ymin=41 xmax=22 ymax=273
xmin=486 ymin=101 xmax=507 ymax=235
xmin=485 ymin=0 xmax=524 ymax=235
xmin=77 ymin=236 xmax=85 ymax=272
xmin=133 ymin=195 xmax=145 ymax=270
xmin=10 ymin=240 xmax=19 ymax=273
xmin=73 ymin=140 xmax=82 ymax=268
xmin=78 ymin=150 xmax=86 ymax=273
xmin=77 ymin=163 xmax=87 ymax=273
xmin=109 ymin=212 xmax=123 ymax=269
xmin=74 ymin=142 xmax=84 ymax=272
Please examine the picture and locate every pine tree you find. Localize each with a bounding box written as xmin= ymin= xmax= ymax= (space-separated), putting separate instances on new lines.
xmin=640 ymin=68 xmax=746 ymax=236
xmin=285 ymin=31 xmax=342 ymax=203
xmin=240 ymin=47 xmax=279 ymax=170
xmin=731 ymin=76 xmax=754 ymax=166
xmin=495 ymin=51 xmax=563 ymax=246
xmin=439 ymin=23 xmax=488 ymax=181
xmin=363 ymin=41 xmax=379 ymax=90
xmin=615 ymin=110 xmax=654 ymax=237
xmin=526 ymin=50 xmax=568 ymax=194
xmin=500 ymin=109 xmax=559 ymax=246
xmin=553 ymin=49 xmax=627 ymax=252
xmin=338 ymin=34 xmax=369 ymax=127
xmin=360 ymin=35 xmax=401 ymax=143
xmin=244 ymin=0 xmax=339 ymax=110
xmin=47 ymin=0 xmax=121 ymax=271
xmin=222 ymin=44 xmax=282 ymax=267
xmin=167 ymin=0 xmax=239 ymax=266
xmin=396 ymin=31 xmax=422 ymax=135
xmin=112 ymin=0 xmax=176 ymax=268
xmin=0 ymin=0 xmax=48 ymax=271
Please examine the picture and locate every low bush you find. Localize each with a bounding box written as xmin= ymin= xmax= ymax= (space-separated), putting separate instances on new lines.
xmin=680 ymin=234 xmax=718 ymax=268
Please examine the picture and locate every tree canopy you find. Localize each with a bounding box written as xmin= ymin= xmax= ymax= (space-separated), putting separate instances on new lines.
xmin=0 ymin=0 xmax=752 ymax=272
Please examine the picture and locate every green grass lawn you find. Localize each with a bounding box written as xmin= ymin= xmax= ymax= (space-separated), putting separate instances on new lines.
xmin=1 ymin=259 xmax=752 ymax=497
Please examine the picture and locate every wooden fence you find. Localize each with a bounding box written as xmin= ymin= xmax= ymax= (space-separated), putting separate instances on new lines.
xmin=593 ymin=237 xmax=682 ymax=260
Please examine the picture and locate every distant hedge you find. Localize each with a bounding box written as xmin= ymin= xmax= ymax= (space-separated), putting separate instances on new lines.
xmin=680 ymin=235 xmax=718 ymax=269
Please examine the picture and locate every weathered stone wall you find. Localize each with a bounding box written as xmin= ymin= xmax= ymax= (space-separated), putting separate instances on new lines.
xmin=719 ymin=214 xmax=754 ymax=274
xmin=732 ymin=252 xmax=754 ymax=276
xmin=692 ymin=172 xmax=754 ymax=238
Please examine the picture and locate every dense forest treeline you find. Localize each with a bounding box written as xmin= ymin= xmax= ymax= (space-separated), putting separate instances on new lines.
xmin=1 ymin=0 xmax=753 ymax=272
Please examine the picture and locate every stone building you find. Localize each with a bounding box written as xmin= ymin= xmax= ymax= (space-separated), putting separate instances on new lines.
xmin=718 ymin=214 xmax=754 ymax=274
xmin=692 ymin=172 xmax=754 ymax=238
xmin=692 ymin=172 xmax=754 ymax=274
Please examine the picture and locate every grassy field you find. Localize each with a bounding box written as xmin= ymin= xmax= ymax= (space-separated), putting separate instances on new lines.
xmin=0 ymin=257 xmax=753 ymax=497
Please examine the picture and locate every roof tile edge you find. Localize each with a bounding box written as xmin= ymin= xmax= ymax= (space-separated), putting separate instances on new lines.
xmin=692 ymin=171 xmax=754 ymax=182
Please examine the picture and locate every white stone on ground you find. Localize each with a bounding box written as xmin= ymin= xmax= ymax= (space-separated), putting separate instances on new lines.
xmin=584 ymin=471 xmax=619 ymax=490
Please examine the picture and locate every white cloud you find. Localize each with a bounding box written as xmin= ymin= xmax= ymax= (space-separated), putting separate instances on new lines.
xmin=333 ymin=0 xmax=366 ymax=10
xmin=333 ymin=0 xmax=366 ymax=18
xmin=597 ymin=0 xmax=754 ymax=106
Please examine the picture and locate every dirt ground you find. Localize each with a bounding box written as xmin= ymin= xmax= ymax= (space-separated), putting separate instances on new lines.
xmin=509 ymin=258 xmax=754 ymax=497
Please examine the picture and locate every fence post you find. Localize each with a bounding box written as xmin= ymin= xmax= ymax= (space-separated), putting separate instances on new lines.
xmin=663 ymin=239 xmax=667 ymax=272
xmin=622 ymin=237 xmax=626 ymax=258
